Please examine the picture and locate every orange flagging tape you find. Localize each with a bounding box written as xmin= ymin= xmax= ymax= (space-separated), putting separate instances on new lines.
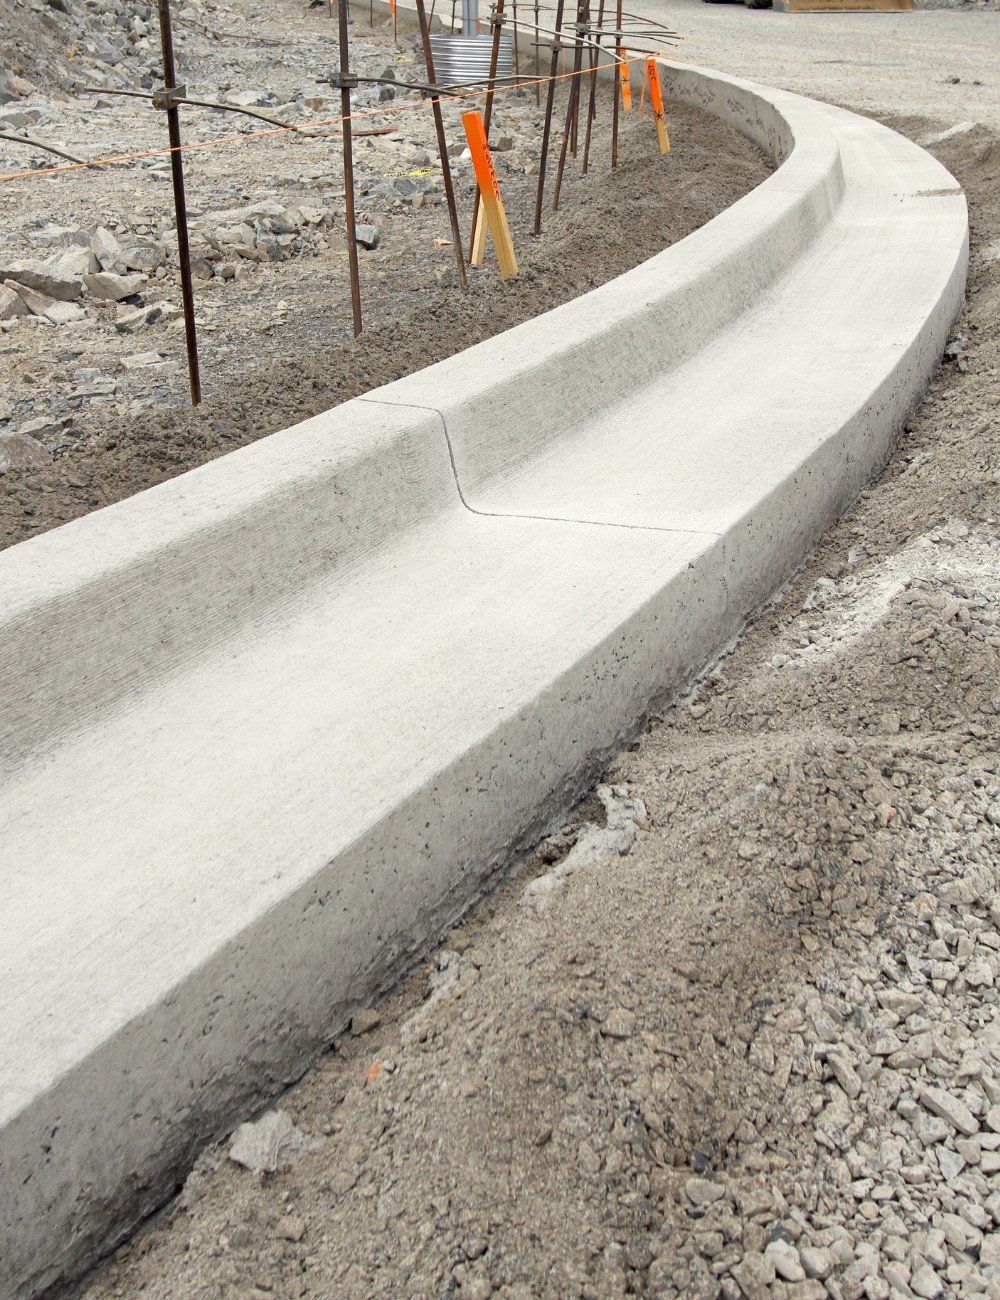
xmin=645 ymin=56 xmax=669 ymax=154
xmin=620 ymin=49 xmax=632 ymax=112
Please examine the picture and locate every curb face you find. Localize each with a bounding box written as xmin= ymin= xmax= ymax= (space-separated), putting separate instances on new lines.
xmin=0 ymin=62 xmax=967 ymax=1298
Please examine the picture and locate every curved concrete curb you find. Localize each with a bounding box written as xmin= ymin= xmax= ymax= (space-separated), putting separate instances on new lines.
xmin=0 ymin=62 xmax=966 ymax=1297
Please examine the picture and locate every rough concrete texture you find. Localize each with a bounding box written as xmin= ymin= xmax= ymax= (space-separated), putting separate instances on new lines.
xmin=0 ymin=59 xmax=967 ymax=1300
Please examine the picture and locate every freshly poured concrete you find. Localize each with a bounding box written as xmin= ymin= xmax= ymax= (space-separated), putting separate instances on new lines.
xmin=0 ymin=62 xmax=967 ymax=1298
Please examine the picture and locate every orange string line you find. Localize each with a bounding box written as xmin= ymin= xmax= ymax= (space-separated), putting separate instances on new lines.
xmin=0 ymin=47 xmax=677 ymax=185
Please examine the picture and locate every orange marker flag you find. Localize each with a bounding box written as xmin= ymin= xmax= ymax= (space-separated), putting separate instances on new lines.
xmin=646 ymin=58 xmax=670 ymax=155
xmin=462 ymin=110 xmax=518 ymax=279
xmin=619 ymin=49 xmax=632 ymax=113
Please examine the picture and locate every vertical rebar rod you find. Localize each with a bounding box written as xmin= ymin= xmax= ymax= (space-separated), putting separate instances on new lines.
xmin=611 ymin=0 xmax=622 ymax=168
xmin=534 ymin=0 xmax=540 ymax=104
xmin=156 ymin=0 xmax=201 ymax=405
xmin=511 ymin=0 xmax=520 ymax=80
xmin=414 ymin=0 xmax=468 ymax=286
xmin=531 ymin=0 xmax=567 ymax=236
xmin=468 ymin=0 xmax=505 ymax=260
xmin=568 ymin=34 xmax=578 ymax=154
xmin=581 ymin=0 xmax=604 ymax=172
xmin=569 ymin=0 xmax=586 ymax=158
xmin=553 ymin=0 xmax=585 ymax=205
xmin=337 ymin=0 xmax=363 ymax=335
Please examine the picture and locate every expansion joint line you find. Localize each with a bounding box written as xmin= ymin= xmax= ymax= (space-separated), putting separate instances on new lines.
xmin=359 ymin=395 xmax=722 ymax=539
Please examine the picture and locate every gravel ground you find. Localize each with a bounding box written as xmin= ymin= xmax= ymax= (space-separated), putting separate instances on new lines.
xmin=81 ymin=86 xmax=998 ymax=1300
xmin=0 ymin=0 xmax=767 ymax=551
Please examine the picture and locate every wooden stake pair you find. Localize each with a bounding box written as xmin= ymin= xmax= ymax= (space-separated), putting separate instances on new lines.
xmin=464 ymin=110 xmax=518 ymax=278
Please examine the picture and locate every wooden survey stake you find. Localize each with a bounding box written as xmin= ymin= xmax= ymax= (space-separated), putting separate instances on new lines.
xmin=619 ymin=50 xmax=632 ymax=113
xmin=646 ymin=57 xmax=670 ymax=154
xmin=462 ymin=110 xmax=518 ymax=279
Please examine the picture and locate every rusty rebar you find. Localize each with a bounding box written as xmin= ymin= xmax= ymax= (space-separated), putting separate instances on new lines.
xmin=156 ymin=0 xmax=201 ymax=406
xmin=612 ymin=0 xmax=622 ymax=168
xmin=534 ymin=0 xmax=540 ymax=104
xmin=0 ymin=130 xmax=101 ymax=168
xmin=581 ymin=0 xmax=604 ymax=173
xmin=511 ymin=0 xmax=520 ymax=79
xmin=413 ymin=0 xmax=468 ymax=287
xmin=336 ymin=0 xmax=363 ymax=335
xmin=553 ymin=0 xmax=585 ymax=208
xmin=531 ymin=0 xmax=567 ymax=236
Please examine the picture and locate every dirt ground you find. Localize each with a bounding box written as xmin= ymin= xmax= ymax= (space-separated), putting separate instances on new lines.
xmin=0 ymin=0 xmax=767 ymax=552
xmin=78 ymin=116 xmax=999 ymax=1300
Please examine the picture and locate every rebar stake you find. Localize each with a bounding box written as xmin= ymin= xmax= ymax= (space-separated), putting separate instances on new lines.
xmin=534 ymin=0 xmax=540 ymax=104
xmin=156 ymin=0 xmax=201 ymax=405
xmin=553 ymin=0 xmax=586 ymax=210
xmin=532 ymin=0 xmax=567 ymax=236
xmin=335 ymin=1 xmax=363 ymax=335
xmin=582 ymin=0 xmax=604 ymax=173
xmin=413 ymin=0 xmax=468 ymax=286
xmin=612 ymin=0 xmax=622 ymax=168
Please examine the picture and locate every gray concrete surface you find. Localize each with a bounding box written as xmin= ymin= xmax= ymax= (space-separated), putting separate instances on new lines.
xmin=639 ymin=0 xmax=1000 ymax=129
xmin=0 ymin=58 xmax=968 ymax=1299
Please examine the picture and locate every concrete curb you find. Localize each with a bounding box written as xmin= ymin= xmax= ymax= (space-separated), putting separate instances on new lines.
xmin=0 ymin=58 xmax=967 ymax=1298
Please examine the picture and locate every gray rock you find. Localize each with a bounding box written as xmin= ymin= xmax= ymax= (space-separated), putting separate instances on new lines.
xmin=84 ymin=271 xmax=147 ymax=302
xmin=354 ymin=224 xmax=380 ymax=250
xmin=828 ymin=1051 xmax=863 ymax=1100
xmin=43 ymin=300 xmax=87 ymax=325
xmin=91 ymin=226 xmax=126 ymax=273
xmin=910 ymin=1264 xmax=943 ymax=1298
xmin=0 ymin=430 xmax=51 ymax=472
xmin=115 ymin=304 xmax=169 ymax=332
xmin=123 ymin=242 xmax=166 ymax=273
xmin=51 ymin=248 xmax=100 ymax=278
xmin=1 ymin=261 xmax=83 ymax=302
xmin=920 ymin=1087 xmax=980 ymax=1136
xmin=731 ymin=1251 xmax=776 ymax=1297
xmin=8 ymin=282 xmax=55 ymax=317
xmin=765 ymin=1239 xmax=805 ymax=1282
xmin=799 ymin=1246 xmax=835 ymax=1280
xmin=685 ymin=1177 xmax=726 ymax=1206
xmin=228 ymin=1109 xmax=312 ymax=1174
xmin=120 ymin=351 xmax=170 ymax=370
xmin=25 ymin=224 xmax=91 ymax=250
xmin=17 ymin=416 xmax=64 ymax=440
xmin=0 ymin=285 xmax=28 ymax=320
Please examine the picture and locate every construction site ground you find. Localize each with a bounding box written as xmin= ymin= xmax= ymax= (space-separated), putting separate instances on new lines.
xmin=2 ymin=0 xmax=998 ymax=1297
xmin=0 ymin=0 xmax=767 ymax=551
